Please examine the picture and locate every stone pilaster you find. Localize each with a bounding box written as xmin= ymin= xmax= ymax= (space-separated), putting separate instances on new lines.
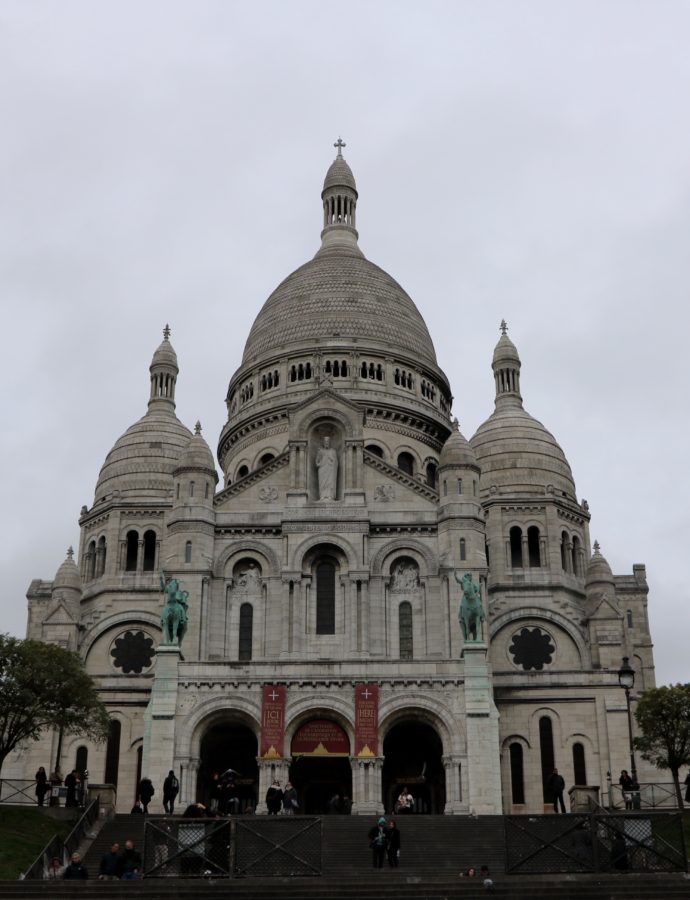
xmin=256 ymin=758 xmax=291 ymax=814
xmin=351 ymin=756 xmax=384 ymax=816
xmin=142 ymin=645 xmax=181 ymax=813
xmin=462 ymin=641 xmax=502 ymax=814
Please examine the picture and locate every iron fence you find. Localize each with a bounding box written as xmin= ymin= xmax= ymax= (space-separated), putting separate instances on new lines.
xmin=143 ymin=817 xmax=232 ymax=878
xmin=606 ymin=782 xmax=682 ymax=810
xmin=234 ymin=816 xmax=322 ymax=878
xmin=21 ymin=797 xmax=99 ymax=880
xmin=0 ymin=779 xmax=37 ymax=805
xmin=505 ymin=812 xmax=687 ymax=874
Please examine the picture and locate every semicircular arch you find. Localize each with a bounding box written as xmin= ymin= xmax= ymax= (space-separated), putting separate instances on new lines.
xmin=179 ymin=695 xmax=262 ymax=759
xmin=379 ymin=693 xmax=456 ymax=754
xmin=213 ymin=541 xmax=281 ymax=579
xmin=371 ymin=539 xmax=438 ymax=578
xmin=285 ymin=697 xmax=355 ymax=748
xmin=291 ymin=533 xmax=359 ymax=572
xmin=490 ymin=607 xmax=588 ymax=664
xmin=81 ymin=612 xmax=161 ymax=664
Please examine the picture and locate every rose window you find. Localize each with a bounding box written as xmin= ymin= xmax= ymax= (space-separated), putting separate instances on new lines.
xmin=110 ymin=630 xmax=155 ymax=674
xmin=509 ymin=627 xmax=555 ymax=671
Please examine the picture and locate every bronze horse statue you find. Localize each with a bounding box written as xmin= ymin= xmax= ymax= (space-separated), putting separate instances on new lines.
xmin=160 ymin=571 xmax=188 ymax=646
xmin=454 ymin=571 xmax=485 ymax=641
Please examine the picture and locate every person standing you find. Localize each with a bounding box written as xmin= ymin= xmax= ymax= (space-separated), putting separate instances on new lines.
xmin=138 ymin=777 xmax=154 ymax=814
xmin=368 ymin=816 xmax=387 ymax=868
xmin=64 ymin=770 xmax=79 ymax=808
xmin=386 ymin=819 xmax=401 ymax=867
xmin=619 ymin=769 xmax=634 ymax=809
xmin=266 ymin=780 xmax=283 ymax=815
xmin=35 ymin=767 xmax=49 ymax=807
xmin=63 ymin=852 xmax=88 ymax=879
xmin=282 ymin=781 xmax=298 ymax=815
xmin=163 ymin=770 xmax=179 ymax=815
xmin=547 ymin=768 xmax=566 ymax=813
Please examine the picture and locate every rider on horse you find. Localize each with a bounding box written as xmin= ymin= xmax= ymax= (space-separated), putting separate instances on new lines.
xmin=160 ymin=571 xmax=189 ymax=646
xmin=453 ymin=571 xmax=485 ymax=642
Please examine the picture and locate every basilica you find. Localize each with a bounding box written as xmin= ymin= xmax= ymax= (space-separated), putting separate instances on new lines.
xmin=18 ymin=145 xmax=656 ymax=815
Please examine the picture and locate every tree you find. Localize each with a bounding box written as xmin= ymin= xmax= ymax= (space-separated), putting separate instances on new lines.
xmin=0 ymin=634 xmax=110 ymax=776
xmin=634 ymin=683 xmax=690 ymax=809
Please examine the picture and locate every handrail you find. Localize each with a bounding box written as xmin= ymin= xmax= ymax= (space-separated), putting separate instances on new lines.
xmin=21 ymin=796 xmax=100 ymax=880
xmin=605 ymin=781 xmax=682 ymax=810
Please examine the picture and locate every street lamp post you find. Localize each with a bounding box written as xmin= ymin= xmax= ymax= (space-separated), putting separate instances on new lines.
xmin=618 ymin=656 xmax=638 ymax=785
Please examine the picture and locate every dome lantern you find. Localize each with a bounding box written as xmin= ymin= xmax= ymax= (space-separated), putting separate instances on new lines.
xmin=148 ymin=324 xmax=179 ymax=412
xmin=318 ymin=139 xmax=361 ymax=256
xmin=492 ymin=320 xmax=522 ymax=410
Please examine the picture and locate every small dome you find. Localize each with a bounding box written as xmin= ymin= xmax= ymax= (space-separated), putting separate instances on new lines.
xmin=322 ymin=156 xmax=357 ymax=194
xmin=471 ymin=405 xmax=576 ymax=497
xmin=151 ymin=325 xmax=178 ymax=369
xmin=440 ymin=420 xmax=479 ymax=469
xmin=94 ymin=410 xmax=193 ymax=503
xmin=585 ymin=541 xmax=615 ymax=592
xmin=175 ymin=422 xmax=218 ymax=478
xmin=53 ymin=547 xmax=82 ymax=593
xmin=492 ymin=331 xmax=520 ymax=366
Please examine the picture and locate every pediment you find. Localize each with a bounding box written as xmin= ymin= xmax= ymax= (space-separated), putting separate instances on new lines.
xmin=214 ymin=451 xmax=289 ymax=508
xmin=42 ymin=599 xmax=77 ymax=626
xmin=588 ymin=593 xmax=621 ymax=621
xmin=364 ymin=452 xmax=439 ymax=505
xmin=289 ymin=388 xmax=364 ymax=441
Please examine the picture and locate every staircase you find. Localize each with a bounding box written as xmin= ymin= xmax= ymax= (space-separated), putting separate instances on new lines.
xmin=82 ymin=814 xmax=146 ymax=872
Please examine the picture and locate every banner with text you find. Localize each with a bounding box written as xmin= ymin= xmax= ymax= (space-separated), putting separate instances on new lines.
xmin=291 ymin=719 xmax=350 ymax=756
xmin=260 ymin=684 xmax=286 ymax=758
xmin=354 ymin=683 xmax=379 ymax=757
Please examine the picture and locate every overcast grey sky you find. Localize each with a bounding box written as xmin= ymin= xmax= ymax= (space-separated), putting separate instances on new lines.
xmin=1 ymin=1 xmax=688 ymax=685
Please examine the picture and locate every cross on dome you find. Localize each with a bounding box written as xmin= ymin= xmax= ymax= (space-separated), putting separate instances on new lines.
xmin=334 ymin=137 xmax=346 ymax=158
xmin=67 ymin=546 xmax=74 ymax=559
xmin=500 ymin=319 xmax=508 ymax=336
xmin=195 ymin=421 xmax=202 ymax=435
xmin=163 ymin=324 xmax=171 ymax=340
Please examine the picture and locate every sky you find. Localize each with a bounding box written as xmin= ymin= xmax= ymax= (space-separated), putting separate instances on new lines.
xmin=1 ymin=1 xmax=688 ymax=686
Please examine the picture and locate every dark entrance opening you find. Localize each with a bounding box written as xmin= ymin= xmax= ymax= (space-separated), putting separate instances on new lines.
xmin=382 ymin=721 xmax=445 ymax=814
xmin=198 ymin=723 xmax=258 ymax=813
xmin=289 ymin=756 xmax=352 ymax=814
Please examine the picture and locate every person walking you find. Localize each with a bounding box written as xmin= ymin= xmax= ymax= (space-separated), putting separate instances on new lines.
xmin=386 ymin=819 xmax=401 ymax=867
xmin=368 ymin=816 xmax=387 ymax=868
xmin=138 ymin=776 xmax=155 ymax=814
xmin=266 ymin=780 xmax=283 ymax=815
xmin=282 ymin=781 xmax=298 ymax=815
xmin=163 ymin=770 xmax=179 ymax=815
xmin=547 ymin=768 xmax=566 ymax=813
xmin=34 ymin=767 xmax=49 ymax=807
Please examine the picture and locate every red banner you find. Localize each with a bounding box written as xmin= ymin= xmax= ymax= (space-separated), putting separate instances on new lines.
xmin=291 ymin=719 xmax=350 ymax=756
xmin=354 ymin=683 xmax=379 ymax=757
xmin=260 ymin=685 xmax=286 ymax=758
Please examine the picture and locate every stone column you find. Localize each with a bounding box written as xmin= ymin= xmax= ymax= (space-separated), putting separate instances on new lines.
xmin=462 ymin=642 xmax=502 ymax=814
xmin=351 ymin=757 xmax=384 ymax=816
xmin=256 ymin=758 xmax=291 ymax=814
xmin=142 ymin=645 xmax=181 ymax=814
xmin=442 ymin=754 xmax=465 ymax=813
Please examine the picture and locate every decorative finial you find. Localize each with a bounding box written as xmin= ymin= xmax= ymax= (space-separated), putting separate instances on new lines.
xmin=593 ymin=540 xmax=600 ymax=554
xmin=194 ymin=421 xmax=202 ymax=435
xmin=452 ymin=417 xmax=460 ymax=431
xmin=334 ymin=137 xmax=346 ymax=158
xmin=500 ymin=319 xmax=508 ymax=336
xmin=67 ymin=546 xmax=74 ymax=560
xmin=163 ymin=324 xmax=171 ymax=340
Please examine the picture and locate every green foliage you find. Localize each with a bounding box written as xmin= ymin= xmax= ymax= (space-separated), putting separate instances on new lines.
xmin=0 ymin=808 xmax=77 ymax=879
xmin=0 ymin=633 xmax=110 ymax=774
xmin=634 ymin=683 xmax=690 ymax=808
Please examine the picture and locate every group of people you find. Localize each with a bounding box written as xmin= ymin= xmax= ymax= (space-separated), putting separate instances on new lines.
xmin=209 ymin=771 xmax=247 ymax=815
xmin=265 ymin=780 xmax=299 ymax=815
xmin=46 ymin=840 xmax=142 ymax=881
xmin=460 ymin=865 xmax=495 ymax=892
xmin=34 ymin=766 xmax=84 ymax=808
xmin=130 ymin=771 xmax=179 ymax=815
xmin=367 ymin=816 xmax=401 ymax=868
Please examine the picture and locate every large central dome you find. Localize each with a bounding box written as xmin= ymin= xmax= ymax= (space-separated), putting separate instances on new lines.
xmin=241 ymin=145 xmax=437 ymax=367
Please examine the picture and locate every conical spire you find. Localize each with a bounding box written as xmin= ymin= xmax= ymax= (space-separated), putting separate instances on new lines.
xmin=148 ymin=325 xmax=179 ymax=412
xmin=492 ymin=320 xmax=522 ymax=409
xmin=317 ymin=139 xmax=362 ymax=257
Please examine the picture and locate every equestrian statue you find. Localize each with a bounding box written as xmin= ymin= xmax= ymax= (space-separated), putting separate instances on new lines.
xmin=159 ymin=570 xmax=189 ymax=647
xmin=454 ymin=571 xmax=485 ymax=642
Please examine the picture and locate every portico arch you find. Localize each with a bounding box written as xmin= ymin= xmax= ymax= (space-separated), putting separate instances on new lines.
xmin=191 ymin=707 xmax=261 ymax=813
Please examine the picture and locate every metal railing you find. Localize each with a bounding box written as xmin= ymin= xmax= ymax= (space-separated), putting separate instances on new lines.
xmin=605 ymin=782 xmax=683 ymax=810
xmin=21 ymin=796 xmax=100 ymax=880
xmin=0 ymin=779 xmax=38 ymax=805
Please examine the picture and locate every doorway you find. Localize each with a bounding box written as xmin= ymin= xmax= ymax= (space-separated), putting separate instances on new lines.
xmin=198 ymin=722 xmax=258 ymax=812
xmin=289 ymin=756 xmax=352 ymax=814
xmin=382 ymin=720 xmax=445 ymax=814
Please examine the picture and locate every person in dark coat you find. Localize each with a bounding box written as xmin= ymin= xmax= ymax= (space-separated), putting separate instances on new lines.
xmin=35 ymin=767 xmax=49 ymax=806
xmin=266 ymin=780 xmax=283 ymax=814
xmin=98 ymin=842 xmax=120 ymax=880
xmin=64 ymin=770 xmax=79 ymax=808
xmin=368 ymin=816 xmax=387 ymax=868
xmin=117 ymin=839 xmax=142 ymax=880
xmin=327 ymin=793 xmax=341 ymax=814
xmin=386 ymin=819 xmax=401 ymax=867
xmin=282 ymin=782 xmax=298 ymax=815
xmin=63 ymin=852 xmax=88 ymax=879
xmin=138 ymin=777 xmax=154 ymax=813
xmin=547 ymin=768 xmax=566 ymax=813
xmin=163 ymin=770 xmax=179 ymax=815
xmin=130 ymin=800 xmax=144 ymax=814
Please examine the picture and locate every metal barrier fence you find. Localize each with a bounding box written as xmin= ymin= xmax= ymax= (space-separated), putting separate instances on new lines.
xmin=142 ymin=816 xmax=323 ymax=879
xmin=606 ymin=782 xmax=681 ymax=810
xmin=21 ymin=797 xmax=100 ymax=880
xmin=0 ymin=779 xmax=37 ymax=805
xmin=505 ymin=812 xmax=687 ymax=874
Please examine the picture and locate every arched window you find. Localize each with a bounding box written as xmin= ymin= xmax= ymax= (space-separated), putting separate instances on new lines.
xmin=399 ymin=601 xmax=413 ymax=659
xmin=572 ymin=742 xmax=587 ymax=785
xmin=627 ymin=609 xmax=633 ymax=628
xmin=485 ymin=542 xmax=490 ymax=566
xmin=142 ymin=530 xmax=156 ymax=572
xmin=86 ymin=540 xmax=96 ymax=580
xmin=527 ymin=526 xmax=541 ymax=567
xmin=189 ymin=480 xmax=195 ymax=497
xmin=104 ymin=719 xmax=121 ymax=787
xmin=509 ymin=743 xmax=525 ymax=804
xmin=259 ymin=453 xmax=275 ymax=467
xmin=75 ymin=745 xmax=88 ymax=776
xmin=96 ymin=536 xmax=106 ymax=577
xmin=365 ymin=444 xmax=384 ymax=458
xmin=239 ymin=603 xmax=253 ymax=661
xmin=571 ymin=536 xmax=581 ymax=575
xmin=560 ymin=531 xmax=569 ymax=571
xmin=457 ymin=478 xmax=463 ymax=494
xmin=237 ymin=465 xmax=249 ymax=479
xmin=539 ymin=717 xmax=555 ymax=802
xmin=185 ymin=541 xmax=192 ymax=564
xmin=425 ymin=462 xmax=438 ymax=487
xmin=125 ymin=531 xmax=138 ymax=572
xmin=510 ymin=527 xmax=523 ymax=568
xmin=316 ymin=560 xmax=336 ymax=634
xmin=397 ymin=452 xmax=414 ymax=476
xmin=459 ymin=538 xmax=466 ymax=561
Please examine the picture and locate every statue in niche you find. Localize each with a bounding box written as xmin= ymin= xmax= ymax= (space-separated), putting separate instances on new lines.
xmin=391 ymin=560 xmax=419 ymax=592
xmin=159 ymin=570 xmax=189 ymax=646
xmin=235 ymin=561 xmax=262 ymax=593
xmin=454 ymin=571 xmax=485 ymax=642
xmin=315 ymin=434 xmax=338 ymax=500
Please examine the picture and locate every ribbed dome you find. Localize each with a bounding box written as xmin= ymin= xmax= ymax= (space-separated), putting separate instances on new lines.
xmin=492 ymin=331 xmax=519 ymax=366
xmin=95 ymin=410 xmax=192 ymax=502
xmin=151 ymin=326 xmax=178 ymax=368
xmin=440 ymin=420 xmax=478 ymax=469
xmin=585 ymin=541 xmax=615 ymax=592
xmin=323 ymin=156 xmax=357 ymax=193
xmin=53 ymin=547 xmax=82 ymax=593
xmin=242 ymin=253 xmax=437 ymax=365
xmin=175 ymin=423 xmax=217 ymax=477
xmin=471 ymin=405 xmax=576 ymax=497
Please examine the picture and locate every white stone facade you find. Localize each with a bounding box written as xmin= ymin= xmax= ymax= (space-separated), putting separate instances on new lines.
xmin=16 ymin=149 xmax=656 ymax=816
